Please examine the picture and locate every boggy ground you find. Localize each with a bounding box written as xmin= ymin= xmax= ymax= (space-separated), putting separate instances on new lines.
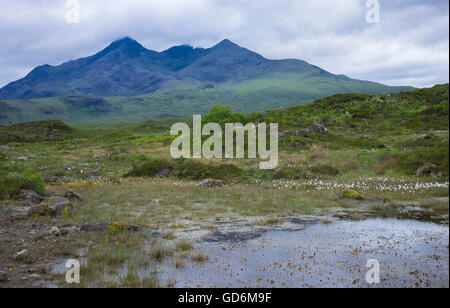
xmin=0 ymin=177 xmax=448 ymax=288
xmin=0 ymin=85 xmax=448 ymax=287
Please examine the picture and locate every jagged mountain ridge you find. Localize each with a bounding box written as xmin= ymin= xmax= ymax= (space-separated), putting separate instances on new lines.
xmin=0 ymin=37 xmax=409 ymax=100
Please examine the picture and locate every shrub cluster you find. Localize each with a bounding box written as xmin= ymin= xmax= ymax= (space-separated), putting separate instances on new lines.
xmin=125 ymin=158 xmax=247 ymax=181
xmin=0 ymin=171 xmax=45 ymax=199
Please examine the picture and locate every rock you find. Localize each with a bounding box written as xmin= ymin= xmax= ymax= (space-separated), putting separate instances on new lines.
xmin=80 ymin=223 xmax=109 ymax=232
xmin=44 ymin=176 xmax=60 ymax=184
xmin=0 ymin=271 xmax=7 ymax=283
xmin=126 ymin=225 xmax=140 ymax=232
xmin=30 ymin=274 xmax=41 ymax=279
xmin=416 ymin=163 xmax=438 ymax=177
xmin=28 ymin=203 xmax=56 ymax=217
xmin=49 ymin=227 xmax=60 ymax=236
xmin=16 ymin=239 xmax=25 ymax=247
xmin=17 ymin=201 xmax=33 ymax=207
xmin=198 ymin=179 xmax=225 ymax=188
xmin=28 ymin=197 xmax=74 ymax=217
xmin=260 ymin=111 xmax=269 ymax=117
xmin=14 ymin=249 xmax=30 ymax=261
xmin=434 ymin=172 xmax=443 ymax=180
xmin=48 ymin=197 xmax=74 ymax=215
xmin=321 ymin=117 xmax=333 ymax=124
xmin=17 ymin=156 xmax=28 ymax=161
xmin=93 ymin=153 xmax=107 ymax=159
xmin=156 ymin=168 xmax=174 ymax=178
xmin=63 ymin=190 xmax=83 ymax=201
xmin=278 ymin=130 xmax=291 ymax=139
xmin=18 ymin=190 xmax=44 ymax=205
xmin=340 ymin=190 xmax=366 ymax=200
xmin=60 ymin=226 xmax=80 ymax=234
xmin=298 ymin=123 xmax=329 ymax=134
xmin=41 ymin=191 xmax=57 ymax=197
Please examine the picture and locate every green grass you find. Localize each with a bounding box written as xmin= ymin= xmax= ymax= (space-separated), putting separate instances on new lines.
xmin=0 ymin=85 xmax=447 ymax=289
xmin=0 ymin=74 xmax=413 ymax=125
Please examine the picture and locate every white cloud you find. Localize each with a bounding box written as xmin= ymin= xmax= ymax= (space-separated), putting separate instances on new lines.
xmin=0 ymin=0 xmax=448 ymax=88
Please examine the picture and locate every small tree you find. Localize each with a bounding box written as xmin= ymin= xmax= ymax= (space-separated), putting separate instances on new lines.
xmin=202 ymin=106 xmax=246 ymax=128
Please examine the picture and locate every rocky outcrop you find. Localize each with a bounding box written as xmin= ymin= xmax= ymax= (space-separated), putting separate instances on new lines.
xmin=416 ymin=163 xmax=439 ymax=177
xmin=298 ymin=123 xmax=329 ymax=134
xmin=19 ymin=190 xmax=44 ymax=205
xmin=63 ymin=190 xmax=83 ymax=201
xmin=27 ymin=196 xmax=74 ymax=217
xmin=198 ymin=179 xmax=225 ymax=188
xmin=14 ymin=249 xmax=30 ymax=261
xmin=278 ymin=124 xmax=329 ymax=139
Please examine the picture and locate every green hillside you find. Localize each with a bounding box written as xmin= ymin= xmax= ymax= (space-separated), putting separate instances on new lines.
xmin=0 ymin=76 xmax=412 ymax=125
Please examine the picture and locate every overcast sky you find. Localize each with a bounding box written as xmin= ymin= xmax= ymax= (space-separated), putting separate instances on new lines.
xmin=0 ymin=0 xmax=448 ymax=88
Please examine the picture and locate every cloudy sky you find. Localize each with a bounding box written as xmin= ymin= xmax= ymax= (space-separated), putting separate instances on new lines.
xmin=0 ymin=0 xmax=448 ymax=88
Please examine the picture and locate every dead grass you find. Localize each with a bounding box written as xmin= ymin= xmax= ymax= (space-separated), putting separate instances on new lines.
xmin=191 ymin=251 xmax=209 ymax=263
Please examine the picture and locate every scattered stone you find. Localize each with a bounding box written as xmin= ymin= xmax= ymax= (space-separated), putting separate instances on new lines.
xmin=28 ymin=203 xmax=56 ymax=217
xmin=44 ymin=176 xmax=60 ymax=184
xmin=18 ymin=190 xmax=44 ymax=205
xmin=0 ymin=271 xmax=7 ymax=283
xmin=156 ymin=168 xmax=175 ymax=178
xmin=49 ymin=197 xmax=74 ymax=215
xmin=30 ymin=274 xmax=41 ymax=280
xmin=41 ymin=191 xmax=57 ymax=198
xmin=80 ymin=223 xmax=109 ymax=232
xmin=28 ymin=197 xmax=74 ymax=216
xmin=434 ymin=172 xmax=443 ymax=180
xmin=63 ymin=190 xmax=83 ymax=201
xmin=49 ymin=227 xmax=60 ymax=236
xmin=321 ymin=117 xmax=333 ymax=124
xmin=340 ymin=190 xmax=366 ymax=200
xmin=16 ymin=239 xmax=25 ymax=247
xmin=150 ymin=230 xmax=161 ymax=238
xmin=298 ymin=123 xmax=329 ymax=134
xmin=14 ymin=249 xmax=31 ymax=261
xmin=278 ymin=130 xmax=291 ymax=139
xmin=60 ymin=226 xmax=80 ymax=234
xmin=17 ymin=201 xmax=33 ymax=207
xmin=93 ymin=153 xmax=107 ymax=159
xmin=17 ymin=156 xmax=28 ymax=161
xmin=259 ymin=111 xmax=269 ymax=117
xmin=126 ymin=225 xmax=140 ymax=232
xmin=416 ymin=163 xmax=439 ymax=177
xmin=198 ymin=179 xmax=225 ymax=188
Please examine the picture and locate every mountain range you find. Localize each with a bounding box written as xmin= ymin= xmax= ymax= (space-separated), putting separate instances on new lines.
xmin=0 ymin=37 xmax=414 ymax=124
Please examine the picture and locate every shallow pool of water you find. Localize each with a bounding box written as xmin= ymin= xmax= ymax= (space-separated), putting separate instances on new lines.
xmin=159 ymin=218 xmax=449 ymax=288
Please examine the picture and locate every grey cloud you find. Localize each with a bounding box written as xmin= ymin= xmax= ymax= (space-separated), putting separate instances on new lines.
xmin=0 ymin=0 xmax=448 ymax=88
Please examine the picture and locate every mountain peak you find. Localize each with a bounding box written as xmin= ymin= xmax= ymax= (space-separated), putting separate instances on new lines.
xmin=163 ymin=45 xmax=195 ymax=58
xmin=112 ymin=37 xmax=140 ymax=45
xmin=101 ymin=37 xmax=146 ymax=57
xmin=214 ymin=39 xmax=240 ymax=49
xmin=0 ymin=37 xmax=414 ymax=101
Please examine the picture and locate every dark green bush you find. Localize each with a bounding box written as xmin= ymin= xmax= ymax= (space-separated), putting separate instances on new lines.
xmin=125 ymin=158 xmax=247 ymax=181
xmin=386 ymin=140 xmax=449 ymax=176
xmin=310 ymin=164 xmax=339 ymax=176
xmin=0 ymin=172 xmax=45 ymax=199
